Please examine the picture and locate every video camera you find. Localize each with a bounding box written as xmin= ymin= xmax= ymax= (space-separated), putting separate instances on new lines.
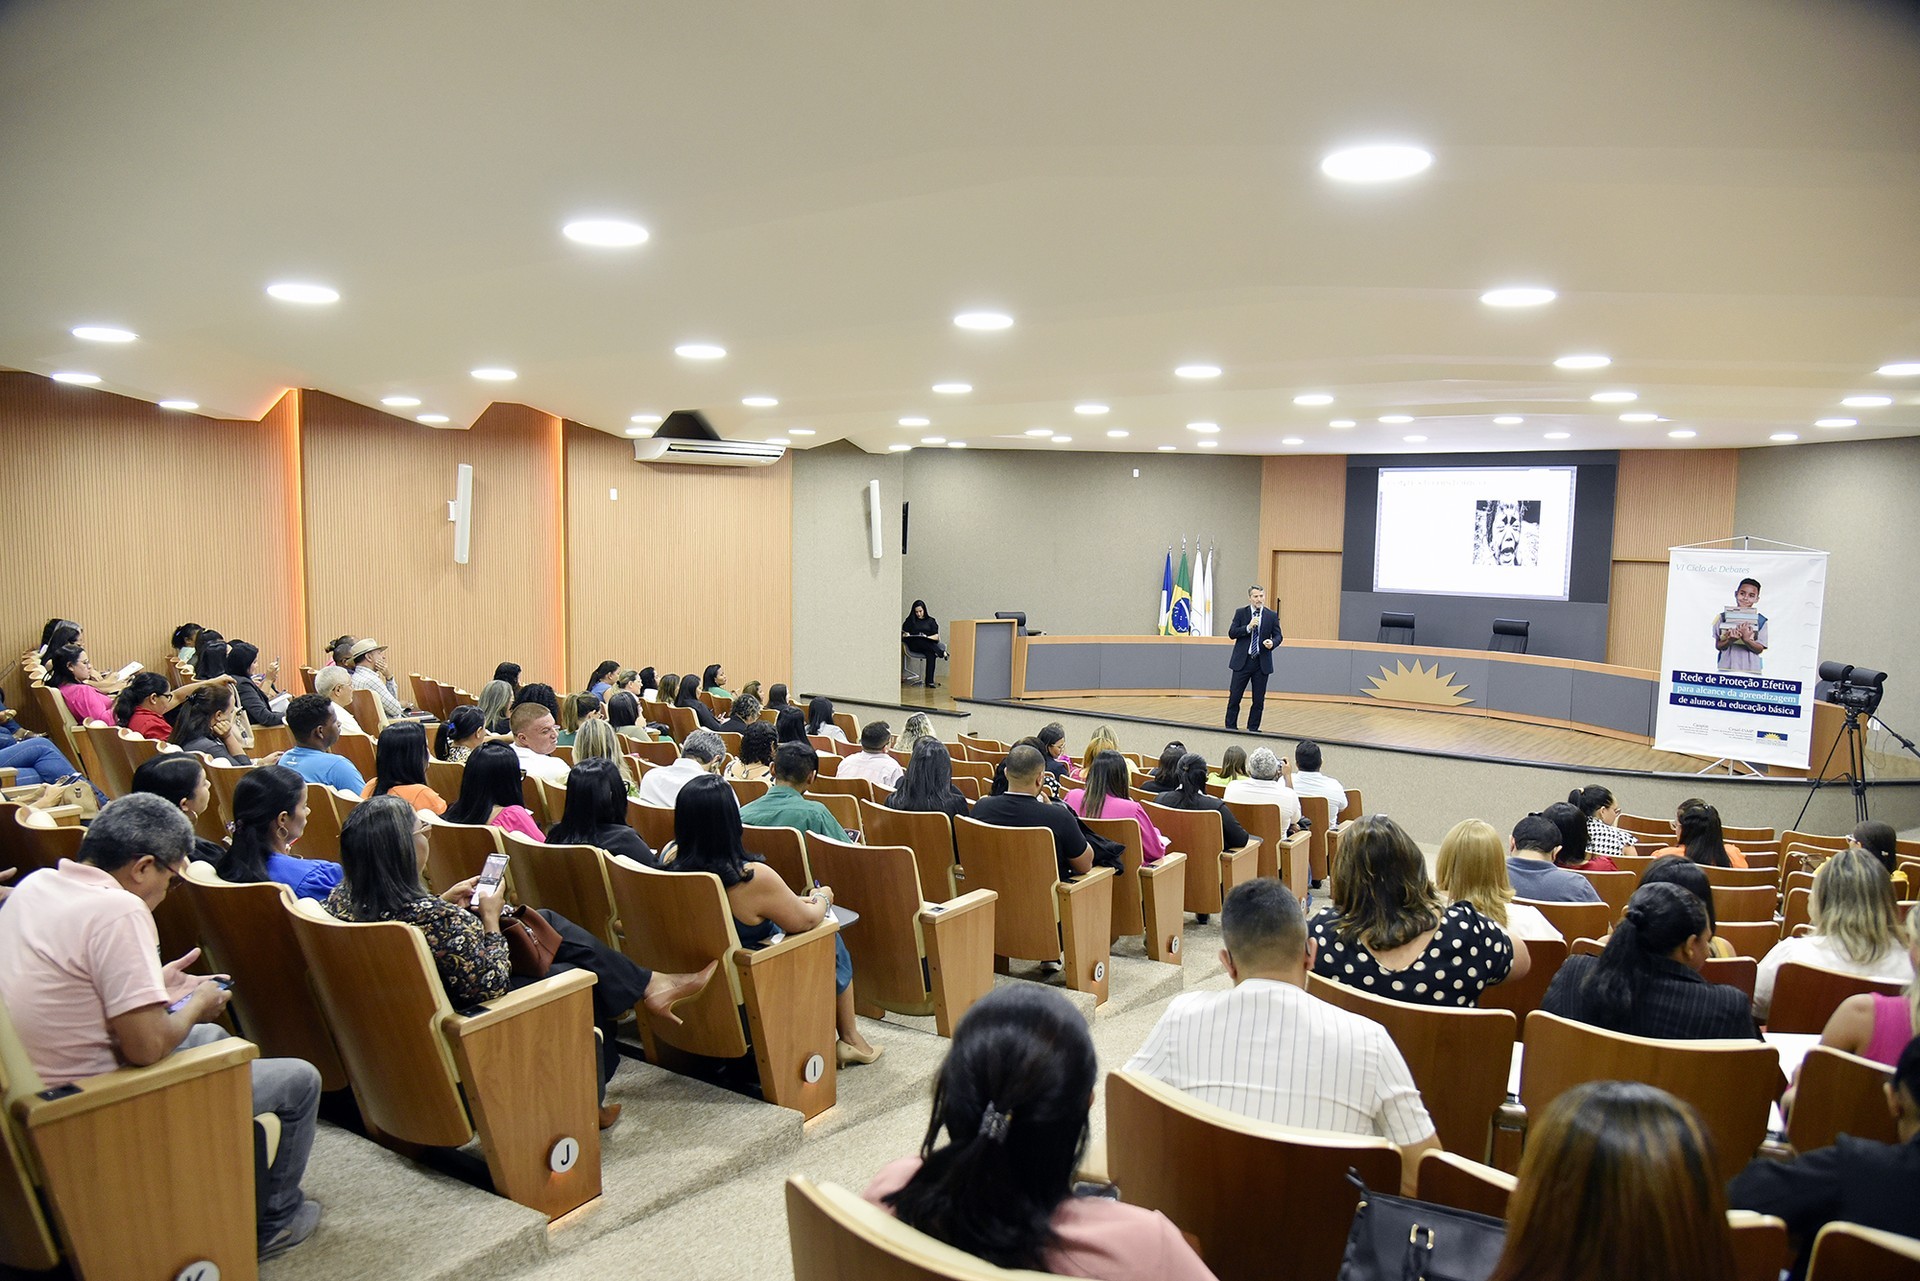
xmin=1818 ymin=661 xmax=1887 ymax=716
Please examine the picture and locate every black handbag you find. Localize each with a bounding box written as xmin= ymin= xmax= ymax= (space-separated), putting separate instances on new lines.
xmin=1337 ymin=1171 xmax=1507 ymax=1281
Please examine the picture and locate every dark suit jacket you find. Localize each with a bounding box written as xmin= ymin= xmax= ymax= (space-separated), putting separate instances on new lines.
xmin=1227 ymin=606 xmax=1283 ymax=674
xmin=1728 ymin=1134 xmax=1920 ymax=1280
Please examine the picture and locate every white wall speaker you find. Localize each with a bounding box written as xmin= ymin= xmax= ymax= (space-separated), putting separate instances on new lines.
xmin=864 ymin=478 xmax=882 ymax=560
xmin=449 ymin=463 xmax=473 ymax=564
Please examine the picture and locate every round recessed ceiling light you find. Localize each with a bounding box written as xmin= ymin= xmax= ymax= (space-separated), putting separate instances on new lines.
xmin=561 ymin=218 xmax=649 ymax=247
xmin=1330 ymin=419 xmax=1357 ymax=428
xmin=1282 ymin=436 xmax=1305 ymax=446
xmin=1319 ymin=144 xmax=1434 ymax=183
xmin=158 ymin=399 xmax=198 ymax=411
xmin=1187 ymin=421 xmax=1220 ymax=433
xmin=381 ymin=395 xmax=421 ymax=408
xmin=1293 ymin=393 xmax=1334 ymax=406
xmin=1157 ymin=444 xmax=1176 ymax=451
xmin=1619 ymin=412 xmax=1660 ymax=423
xmin=50 ymin=371 xmax=100 ymax=384
xmin=1379 ymin=414 xmax=1413 ymax=424
xmin=1493 ymin=415 xmax=1525 ymax=425
xmin=71 ymin=325 xmax=136 ymax=343
xmin=1196 ymin=439 xmax=1219 ymax=448
xmin=953 ymin=311 xmax=1013 ymax=330
xmin=932 ymin=382 xmax=972 ymax=395
xmin=470 ymin=367 xmax=516 ymax=382
xmin=417 ymin=414 xmax=450 ymax=425
xmin=1554 ymin=354 xmax=1611 ymax=370
xmin=766 ymin=437 xmax=791 ymax=446
xmin=266 ymin=282 xmax=339 ymax=305
xmin=1841 ymin=395 xmax=1891 ymax=408
xmin=789 ymin=428 xmax=816 ymax=436
xmin=1175 ymin=364 xmax=1221 ymax=379
xmin=674 ymin=343 xmax=726 ymax=360
xmin=1544 ymin=431 xmax=1571 ymax=440
xmin=1876 ymin=362 xmax=1920 ymax=377
xmin=899 ymin=416 xmax=930 ymax=427
xmin=888 ymin=443 xmax=912 ymax=452
xmin=1403 ymin=435 xmax=1427 ymax=443
xmin=1106 ymin=429 xmax=1129 ymax=438
xmin=1479 ymin=286 xmax=1556 ymax=308
xmin=1025 ymin=427 xmax=1054 ymax=437
xmin=742 ymin=396 xmax=779 ymax=408
xmin=1074 ymin=403 xmax=1109 ymax=415
xmin=630 ymin=413 xmax=663 ymax=425
xmin=947 ymin=441 xmax=967 ymax=449
xmin=1770 ymin=432 xmax=1800 ymax=442
xmin=1667 ymin=429 xmax=1697 ymax=439
xmin=1590 ymin=390 xmax=1637 ymax=403
xmin=921 ymin=436 xmax=946 ymax=445
xmin=1052 ymin=435 xmax=1072 ymax=443
xmin=1815 ymin=418 xmax=1856 ymax=428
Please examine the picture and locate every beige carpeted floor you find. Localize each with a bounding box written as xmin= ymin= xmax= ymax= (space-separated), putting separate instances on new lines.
xmin=263 ymin=918 xmax=1247 ymax=1281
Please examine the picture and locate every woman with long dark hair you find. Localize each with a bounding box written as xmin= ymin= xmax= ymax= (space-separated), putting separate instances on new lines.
xmin=1064 ymin=751 xmax=1166 ymax=864
xmin=441 ymin=742 xmax=542 ymax=840
xmin=433 ymin=705 xmax=490 ymax=762
xmin=1566 ymin=784 xmax=1631 ymax=865
xmin=702 ymin=663 xmax=729 ymax=697
xmin=216 ymin=764 xmax=343 ymax=901
xmin=113 ymin=669 xmax=230 ymax=741
xmin=585 ymin=661 xmax=620 ymax=700
xmin=1639 ymin=855 xmax=1736 ymax=958
xmin=672 ymin=677 xmax=724 ymax=731
xmin=172 ymin=684 xmax=254 ymax=765
xmin=901 ymin=600 xmax=943 ymax=688
xmin=1539 ymin=801 xmax=1592 ymax=870
xmin=172 ymin=622 xmax=202 ymax=666
xmin=1651 ymin=799 xmax=1749 ymax=869
xmin=44 ymin=644 xmax=117 ymax=723
xmin=130 ymin=753 xmax=226 ymax=862
xmin=668 ymin=774 xmax=879 ymax=1065
xmin=806 ymin=696 xmax=847 ymax=743
xmin=365 ymin=720 xmax=446 ymax=813
xmin=547 ymin=757 xmax=655 ymax=865
xmin=1542 ymin=881 xmax=1754 ymax=1038
xmin=866 ymin=986 xmax=1213 ymax=1279
xmin=774 ymin=707 xmax=808 ymax=745
xmin=1138 ymin=742 xmax=1186 ymax=795
xmin=224 ymin=640 xmax=287 ymax=728
xmin=1150 ymin=754 xmax=1250 ymax=851
xmin=511 ymin=682 xmax=560 ymax=719
xmin=887 ymin=737 xmax=970 ymax=819
xmin=606 ymin=691 xmax=652 ymax=743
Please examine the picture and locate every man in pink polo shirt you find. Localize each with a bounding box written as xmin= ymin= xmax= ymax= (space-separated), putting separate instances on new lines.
xmin=0 ymin=794 xmax=323 ymax=1260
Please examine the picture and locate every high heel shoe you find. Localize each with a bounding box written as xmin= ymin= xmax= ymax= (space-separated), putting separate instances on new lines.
xmin=644 ymin=960 xmax=720 ymax=1026
xmin=836 ymin=1040 xmax=884 ymax=1067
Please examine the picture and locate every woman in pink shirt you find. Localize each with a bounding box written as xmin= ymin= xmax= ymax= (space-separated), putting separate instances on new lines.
xmin=441 ymin=742 xmax=543 ymax=840
xmin=45 ymin=644 xmax=117 ymax=724
xmin=864 ymin=986 xmax=1217 ymax=1281
xmin=1064 ymin=751 xmax=1167 ymax=865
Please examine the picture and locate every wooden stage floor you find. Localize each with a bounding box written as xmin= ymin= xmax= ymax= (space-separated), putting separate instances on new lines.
xmin=899 ymin=683 xmax=1920 ymax=779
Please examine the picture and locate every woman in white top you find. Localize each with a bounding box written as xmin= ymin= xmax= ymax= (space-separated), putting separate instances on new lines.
xmin=1754 ymin=847 xmax=1914 ymax=1019
xmin=1435 ymin=817 xmax=1563 ymax=942
xmin=1568 ymin=783 xmax=1635 ymax=863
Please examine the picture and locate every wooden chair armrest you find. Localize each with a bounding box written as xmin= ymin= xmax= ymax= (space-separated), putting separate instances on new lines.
xmin=446 ymin=969 xmax=597 ymax=1033
xmin=1077 ymin=1133 xmax=1110 ymax=1185
xmin=16 ymin=1038 xmax=259 ymax=1125
xmin=0 ymin=768 xmax=15 ymax=785
xmin=1139 ymin=851 xmax=1187 ymax=880
xmin=734 ymin=917 xmax=841 ymax=967
xmin=918 ymin=888 xmax=998 ymax=925
xmin=39 ymin=804 xmax=85 ymax=827
xmin=1057 ymin=866 xmax=1116 ymax=898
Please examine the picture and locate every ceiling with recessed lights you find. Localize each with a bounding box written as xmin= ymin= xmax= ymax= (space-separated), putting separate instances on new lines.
xmin=2 ymin=0 xmax=1918 ymax=457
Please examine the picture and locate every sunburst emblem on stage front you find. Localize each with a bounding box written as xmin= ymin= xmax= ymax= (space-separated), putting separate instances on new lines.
xmin=1362 ymin=659 xmax=1474 ymax=708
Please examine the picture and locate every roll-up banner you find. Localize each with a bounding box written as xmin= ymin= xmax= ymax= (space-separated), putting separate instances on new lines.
xmin=1654 ymin=545 xmax=1828 ymax=768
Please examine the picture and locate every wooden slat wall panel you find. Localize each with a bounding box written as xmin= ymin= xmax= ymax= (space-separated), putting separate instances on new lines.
xmin=0 ymin=374 xmax=303 ymax=720
xmin=563 ymin=425 xmax=793 ymax=692
xmin=1607 ymin=560 xmax=1673 ymax=670
xmin=1259 ymin=455 xmax=1346 ymax=553
xmin=300 ymin=393 xmax=566 ymax=694
xmin=1606 ymin=448 xmax=1737 ymax=665
xmin=1272 ymin=551 xmax=1344 ymax=640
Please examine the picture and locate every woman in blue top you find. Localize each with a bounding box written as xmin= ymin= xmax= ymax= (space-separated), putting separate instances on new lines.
xmin=216 ymin=765 xmax=345 ymax=902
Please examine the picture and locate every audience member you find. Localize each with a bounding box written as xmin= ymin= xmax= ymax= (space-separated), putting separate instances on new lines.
xmin=346 ymin=638 xmax=407 ymax=721
xmin=0 ymin=690 xmax=86 ymax=785
xmin=216 ymin=765 xmax=345 ymax=901
xmin=1435 ymin=818 xmax=1560 ymax=940
xmin=193 ymin=634 xmax=229 ymax=683
xmin=1035 ymin=723 xmax=1071 ymax=779
xmin=887 ymin=737 xmax=971 ymax=820
xmin=1207 ymin=745 xmax=1249 ymax=786
xmin=1220 ymin=747 xmax=1302 ymax=831
xmin=442 ymin=742 xmax=543 ymax=840
xmin=172 ymin=684 xmax=255 ymax=766
xmin=899 ymin=712 xmax=937 ymax=752
xmin=971 ymin=745 xmax=1090 ymax=880
xmin=280 ymin=694 xmax=366 ymax=792
xmin=1152 ymin=754 xmax=1252 ymax=851
xmin=657 ymin=672 xmax=681 ymax=705
xmin=313 ymin=665 xmax=364 ymax=734
xmin=433 ymin=704 xmax=489 ymax=762
xmin=113 ymin=670 xmax=192 ymax=741
xmin=585 ymin=660 xmax=620 ymax=700
xmin=364 ymin=720 xmax=448 ymax=814
xmin=607 ymin=690 xmax=652 ymax=742
xmin=696 ymin=663 xmax=727 ymax=697
xmin=556 ymin=692 xmax=603 ymax=747
xmin=129 ymin=752 xmax=225 ymax=862
xmin=627 ymin=667 xmax=656 ymax=697
xmin=1640 ymin=855 xmax=1737 ymax=958
xmin=1541 ymin=882 xmax=1755 ymax=1039
xmin=716 ymin=692 xmax=762 ymax=736
xmin=739 ymin=741 xmax=850 ymax=839
xmin=476 ymin=679 xmax=514 ymax=735
xmin=774 ymin=706 xmax=808 ymax=745
xmin=327 ymin=634 xmax=356 ymax=669
xmin=513 ymin=682 xmax=560 ymax=719
xmin=1127 ymin=878 xmax=1439 ymax=1192
xmin=1807 ymin=910 xmax=1920 ymax=1070
xmin=726 ymin=722 xmax=778 ymax=783
xmin=1567 ymin=784 xmax=1631 ymax=865
xmin=1489 ymin=1082 xmax=1735 ymax=1281
xmin=225 ymin=640 xmax=288 ymax=727
xmin=44 ymin=643 xmax=116 ymax=723
xmin=547 ymin=757 xmax=656 ymax=866
xmin=509 ymin=701 xmax=571 ymax=786
xmin=1651 ymin=799 xmax=1748 ymax=868
xmin=1538 ymin=801 xmax=1594 ymax=872
xmin=737 ymin=679 xmax=762 ymax=704
xmin=490 ymin=661 xmax=522 ymax=695
xmin=1754 ymin=848 xmax=1912 ymax=1019
xmin=807 ymin=696 xmax=848 ymax=743
xmin=839 ymin=720 xmax=905 ymax=792
xmin=172 ymin=621 xmax=202 ymax=666
xmin=671 ymin=774 xmax=878 ymax=1064
xmin=572 ymin=718 xmax=641 ymax=796
xmin=1310 ymin=814 xmax=1524 ymax=1007
xmin=1079 ymin=724 xmax=1121 ymax=776
xmin=0 ymin=794 xmax=323 ymax=1258
xmin=1852 ymin=820 xmax=1914 ymax=896
xmin=1065 ymin=751 xmax=1166 ymax=864
xmin=765 ymin=681 xmax=794 ymax=712
xmin=1138 ymin=741 xmax=1186 ymax=794
xmin=672 ymin=675 xmax=725 ymax=731
xmin=640 ymin=729 xmax=725 ymax=809
xmin=1506 ymin=813 xmax=1603 ymax=904
xmin=1288 ymin=740 xmax=1346 ymax=807
xmin=866 ymin=986 xmax=1213 ymax=1280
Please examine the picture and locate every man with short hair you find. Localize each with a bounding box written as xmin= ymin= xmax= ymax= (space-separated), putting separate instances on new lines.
xmin=280 ymin=693 xmax=367 ymax=792
xmin=739 ymin=742 xmax=850 ymax=840
xmin=510 ymin=701 xmax=571 ymax=786
xmin=970 ymin=744 xmax=1091 ymax=880
xmin=1288 ymin=740 xmax=1347 ymax=807
xmin=313 ymin=666 xmax=363 ymax=735
xmin=1225 ymin=585 xmax=1283 ymax=731
xmin=837 ymin=720 xmax=904 ymax=792
xmin=1506 ymin=814 xmax=1602 ymax=903
xmin=1221 ymin=747 xmax=1302 ymax=831
xmin=1125 ymin=878 xmax=1440 ymax=1195
xmin=716 ymin=693 xmax=762 ymax=736
xmin=638 ymin=729 xmax=723 ymax=808
xmin=0 ymin=795 xmax=324 ymax=1258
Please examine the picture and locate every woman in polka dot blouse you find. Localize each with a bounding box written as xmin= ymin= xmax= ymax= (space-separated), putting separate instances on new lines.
xmin=1309 ymin=814 xmax=1529 ymax=1008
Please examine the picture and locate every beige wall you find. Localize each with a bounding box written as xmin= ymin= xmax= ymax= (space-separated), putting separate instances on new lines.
xmin=790 ymin=443 xmax=904 ymax=703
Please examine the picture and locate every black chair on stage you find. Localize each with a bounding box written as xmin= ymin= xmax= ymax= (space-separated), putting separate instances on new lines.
xmin=1378 ymin=612 xmax=1416 ymax=645
xmin=1489 ymin=618 xmax=1530 ymax=653
xmin=994 ymin=610 xmax=1040 ymax=636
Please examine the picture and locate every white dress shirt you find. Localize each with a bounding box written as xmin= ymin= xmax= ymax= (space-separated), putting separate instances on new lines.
xmin=1221 ymin=776 xmax=1302 ymax=830
xmin=638 ymin=757 xmax=707 ymax=809
xmin=1124 ymin=977 xmax=1434 ymax=1144
xmin=1291 ymin=770 xmax=1347 ymax=807
xmin=837 ymin=750 xmax=904 ymax=792
xmin=513 ymin=744 xmax=570 ymax=786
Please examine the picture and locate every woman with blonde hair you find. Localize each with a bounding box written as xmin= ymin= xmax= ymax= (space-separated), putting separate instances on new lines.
xmin=475 ymin=679 xmax=514 ymax=737
xmin=571 ymin=718 xmax=640 ymax=797
xmin=1079 ymin=724 xmax=1120 ymax=776
xmin=1753 ymin=847 xmax=1912 ymax=1019
xmin=899 ymin=712 xmax=937 ymax=752
xmin=1434 ymin=819 xmax=1561 ymax=941
xmin=1807 ymin=907 xmax=1920 ymax=1070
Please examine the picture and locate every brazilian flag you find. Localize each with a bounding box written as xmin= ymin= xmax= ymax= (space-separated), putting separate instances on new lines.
xmin=1171 ymin=548 xmax=1193 ymax=634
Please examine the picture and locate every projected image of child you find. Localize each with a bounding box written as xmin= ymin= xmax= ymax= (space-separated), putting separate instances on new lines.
xmin=1712 ymin=576 xmax=1768 ymax=672
xmin=1471 ymin=498 xmax=1541 ymax=567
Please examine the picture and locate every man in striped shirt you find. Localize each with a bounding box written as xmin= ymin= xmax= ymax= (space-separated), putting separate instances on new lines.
xmin=1124 ymin=878 xmax=1441 ymax=1193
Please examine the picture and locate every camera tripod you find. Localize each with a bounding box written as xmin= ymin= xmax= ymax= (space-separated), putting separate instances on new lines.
xmin=1792 ymin=702 xmax=1871 ymax=830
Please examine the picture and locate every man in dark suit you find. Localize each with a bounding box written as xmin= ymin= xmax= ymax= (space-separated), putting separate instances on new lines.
xmin=1226 ymin=585 xmax=1282 ymax=731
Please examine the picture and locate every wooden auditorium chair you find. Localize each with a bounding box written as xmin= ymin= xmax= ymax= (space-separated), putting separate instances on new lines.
xmin=249 ymin=724 xmax=295 ymax=758
xmin=1298 ymin=793 xmax=1338 ymax=884
xmin=1515 ymin=898 xmax=1612 ymax=944
xmin=1143 ymin=800 xmax=1258 ymax=920
xmin=297 ymin=783 xmax=350 ymax=861
xmin=952 ymin=817 xmax=1115 ymax=1005
xmin=602 ymin=854 xmax=840 ymax=1119
xmin=0 ymin=804 xmax=85 ymax=875
xmin=1782 ymin=886 xmax=1814 ymax=935
xmin=420 ymin=816 xmax=506 ymax=896
xmin=859 ymin=800 xmax=961 ymax=902
xmin=0 ymin=995 xmax=268 ymax=1281
xmin=728 ymin=777 xmax=772 ymax=806
xmin=1806 ymin=1221 xmax=1920 ymax=1281
xmin=284 ymin=898 xmax=603 ymax=1218
xmin=628 ymin=798 xmax=677 ymax=852
xmin=628 ymin=739 xmax=679 ymax=767
xmin=806 ymin=790 xmax=862 ymax=836
xmin=425 ymin=756 xmax=465 ymax=802
xmin=1081 ymin=815 xmax=1186 ymax=965
xmin=1570 ymin=868 xmax=1636 ymax=921
xmin=71 ymin=724 xmax=134 ymax=799
xmin=1224 ymin=798 xmax=1310 ymax=899
xmin=1714 ymin=883 xmax=1781 ymax=923
xmin=347 ymin=687 xmax=386 ymax=738
xmin=805 ymin=832 xmax=997 ymax=1037
xmin=1567 ymin=937 xmax=1757 ymax=999
xmin=1104 ymin=1067 xmax=1401 ymax=1281
xmin=1715 ymin=920 xmax=1784 ymax=962
xmin=785 ymin=1176 xmax=1094 ymax=1281
xmin=502 ymin=831 xmax=621 ymax=947
xmin=1787 ymin=1046 xmax=1898 ymax=1153
xmin=1766 ymin=962 xmax=1907 ymax=1034
xmin=811 ymin=774 xmax=878 ymax=804
xmin=1703 ymin=865 xmax=1784 ymax=891
xmin=743 ymin=822 xmax=814 ymax=894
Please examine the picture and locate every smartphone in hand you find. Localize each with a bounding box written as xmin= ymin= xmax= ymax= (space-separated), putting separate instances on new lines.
xmin=474 ymin=852 xmax=509 ymax=903
xmin=168 ymin=977 xmax=232 ymax=1014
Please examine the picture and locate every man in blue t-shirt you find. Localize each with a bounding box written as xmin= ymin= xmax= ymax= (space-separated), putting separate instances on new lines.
xmin=277 ymin=694 xmax=365 ymax=793
xmin=1505 ymin=813 xmax=1601 ymax=904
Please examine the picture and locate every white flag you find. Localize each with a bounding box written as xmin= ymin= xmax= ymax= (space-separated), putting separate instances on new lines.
xmin=1196 ymin=546 xmax=1212 ymax=636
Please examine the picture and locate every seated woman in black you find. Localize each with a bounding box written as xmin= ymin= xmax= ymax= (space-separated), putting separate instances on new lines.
xmin=1149 ymin=754 xmax=1251 ymax=851
xmin=1136 ymin=742 xmax=1186 ymax=795
xmin=887 ymin=737 xmax=970 ymax=819
xmin=225 ymin=640 xmax=287 ymax=728
xmin=901 ymin=599 xmax=942 ymax=688
xmin=546 ymin=758 xmax=658 ymax=867
xmin=673 ymin=676 xmax=725 ymax=731
xmin=1541 ymin=881 xmax=1756 ymax=1040
xmin=774 ymin=707 xmax=809 ymax=746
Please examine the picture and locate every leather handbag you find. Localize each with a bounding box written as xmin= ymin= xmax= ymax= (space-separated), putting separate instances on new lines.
xmin=498 ymin=905 xmax=561 ymax=979
xmin=1337 ymin=1172 xmax=1506 ymax=1281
